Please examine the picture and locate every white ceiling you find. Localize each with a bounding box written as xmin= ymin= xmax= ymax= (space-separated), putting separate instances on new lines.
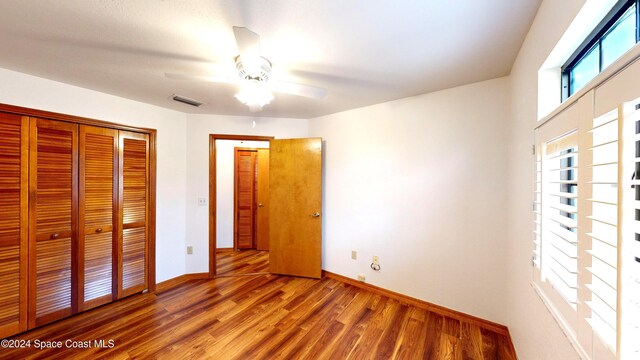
xmin=0 ymin=1 xmax=541 ymax=119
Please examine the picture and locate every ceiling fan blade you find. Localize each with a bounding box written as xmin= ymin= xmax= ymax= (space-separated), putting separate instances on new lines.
xmin=165 ymin=73 xmax=234 ymax=84
xmin=233 ymin=26 xmax=261 ymax=59
xmin=272 ymin=81 xmax=327 ymax=100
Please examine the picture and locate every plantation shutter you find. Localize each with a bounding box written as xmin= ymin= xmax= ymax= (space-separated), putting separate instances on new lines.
xmin=585 ymin=109 xmax=619 ymax=350
xmin=542 ymin=132 xmax=579 ymax=307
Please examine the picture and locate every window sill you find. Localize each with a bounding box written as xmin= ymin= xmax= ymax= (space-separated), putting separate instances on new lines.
xmin=530 ymin=281 xmax=590 ymax=359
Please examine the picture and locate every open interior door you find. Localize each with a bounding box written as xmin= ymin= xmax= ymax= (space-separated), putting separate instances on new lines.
xmin=269 ymin=138 xmax=322 ymax=278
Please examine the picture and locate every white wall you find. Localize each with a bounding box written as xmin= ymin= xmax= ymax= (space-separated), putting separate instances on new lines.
xmin=215 ymin=140 xmax=269 ymax=249
xmin=0 ymin=67 xmax=188 ymax=283
xmin=309 ymin=77 xmax=510 ymax=323
xmin=506 ymin=0 xmax=585 ymax=358
xmin=185 ymin=114 xmax=308 ymax=274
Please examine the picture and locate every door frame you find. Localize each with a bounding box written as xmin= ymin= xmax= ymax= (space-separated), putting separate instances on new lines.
xmin=208 ymin=134 xmax=273 ymax=277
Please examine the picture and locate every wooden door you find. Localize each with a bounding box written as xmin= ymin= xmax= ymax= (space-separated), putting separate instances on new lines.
xmin=0 ymin=113 xmax=28 ymax=338
xmin=29 ymin=118 xmax=78 ymax=327
xmin=256 ymin=149 xmax=270 ymax=251
xmin=235 ymin=149 xmax=257 ymax=250
xmin=269 ymin=138 xmax=322 ymax=278
xmin=79 ymin=125 xmax=118 ymax=310
xmin=118 ymin=131 xmax=149 ymax=298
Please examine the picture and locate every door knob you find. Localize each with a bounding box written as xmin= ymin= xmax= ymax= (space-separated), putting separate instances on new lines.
xmin=96 ymin=228 xmax=103 ymax=233
xmin=50 ymin=233 xmax=59 ymax=239
xmin=258 ymin=203 xmax=264 ymax=208
xmin=310 ymin=212 xmax=321 ymax=218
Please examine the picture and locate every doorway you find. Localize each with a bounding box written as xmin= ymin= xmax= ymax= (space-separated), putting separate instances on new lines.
xmin=209 ymin=134 xmax=324 ymax=279
xmin=209 ymin=135 xmax=272 ymax=277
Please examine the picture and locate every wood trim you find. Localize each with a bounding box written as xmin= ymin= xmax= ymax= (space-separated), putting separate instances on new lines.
xmin=19 ymin=116 xmax=28 ymax=333
xmin=322 ymin=270 xmax=511 ymax=336
xmin=155 ymin=273 xmax=210 ymax=292
xmin=83 ymin=294 xmax=113 ymax=311
xmin=27 ymin=118 xmax=36 ymax=329
xmin=34 ymin=308 xmax=73 ymax=328
xmin=148 ymin=131 xmax=157 ymax=293
xmin=71 ymin=121 xmax=79 ymax=317
xmin=216 ymin=247 xmax=234 ymax=253
xmin=208 ymin=134 xmax=273 ymax=278
xmin=212 ymin=134 xmax=273 ymax=141
xmin=116 ymin=131 xmax=124 ymax=300
xmin=506 ymin=329 xmax=518 ymax=359
xmin=120 ymin=284 xmax=146 ymax=299
xmin=112 ymin=128 xmax=121 ymax=302
xmin=0 ymin=103 xmax=156 ymax=134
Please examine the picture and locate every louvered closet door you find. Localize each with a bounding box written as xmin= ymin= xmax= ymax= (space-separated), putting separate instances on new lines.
xmin=79 ymin=125 xmax=117 ymax=311
xmin=29 ymin=118 xmax=78 ymax=328
xmin=0 ymin=113 xmax=28 ymax=338
xmin=118 ymin=131 xmax=149 ymax=298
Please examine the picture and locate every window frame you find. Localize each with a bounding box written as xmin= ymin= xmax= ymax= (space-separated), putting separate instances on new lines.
xmin=561 ymin=0 xmax=640 ymax=101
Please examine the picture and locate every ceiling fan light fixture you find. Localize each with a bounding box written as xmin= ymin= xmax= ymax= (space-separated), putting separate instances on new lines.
xmin=235 ymin=79 xmax=274 ymax=112
xmin=235 ymin=55 xmax=272 ymax=81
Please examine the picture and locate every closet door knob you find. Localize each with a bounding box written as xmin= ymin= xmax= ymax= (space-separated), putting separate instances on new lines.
xmin=50 ymin=233 xmax=59 ymax=239
xmin=96 ymin=228 xmax=103 ymax=233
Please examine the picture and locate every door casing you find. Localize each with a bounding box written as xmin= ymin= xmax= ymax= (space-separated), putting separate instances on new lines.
xmin=208 ymin=134 xmax=273 ymax=277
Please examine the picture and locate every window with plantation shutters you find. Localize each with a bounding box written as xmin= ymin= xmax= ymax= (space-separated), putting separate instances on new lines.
xmin=586 ymin=109 xmax=619 ymax=350
xmin=534 ymin=96 xmax=640 ymax=359
xmin=620 ymin=101 xmax=640 ymax=357
xmin=542 ymin=132 xmax=579 ymax=307
xmin=533 ymin=153 xmax=542 ymax=269
xmin=628 ymin=103 xmax=640 ymax=358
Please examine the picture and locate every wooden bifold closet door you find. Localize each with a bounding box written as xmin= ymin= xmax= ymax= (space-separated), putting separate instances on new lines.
xmin=0 ymin=113 xmax=28 ymax=338
xmin=0 ymin=103 xmax=154 ymax=338
xmin=118 ymin=131 xmax=149 ymax=298
xmin=78 ymin=125 xmax=118 ymax=311
xmin=28 ymin=118 xmax=78 ymax=327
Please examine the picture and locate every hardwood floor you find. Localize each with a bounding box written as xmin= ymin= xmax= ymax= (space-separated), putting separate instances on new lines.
xmin=216 ymin=249 xmax=269 ymax=276
xmin=1 ymin=271 xmax=516 ymax=359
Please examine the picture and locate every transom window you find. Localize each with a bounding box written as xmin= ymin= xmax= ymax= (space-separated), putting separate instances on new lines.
xmin=562 ymin=0 xmax=640 ymax=100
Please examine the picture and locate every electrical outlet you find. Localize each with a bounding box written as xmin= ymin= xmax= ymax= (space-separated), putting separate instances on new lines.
xmin=357 ymin=274 xmax=366 ymax=282
xmin=351 ymin=250 xmax=357 ymax=260
xmin=373 ymin=256 xmax=379 ymax=265
xmin=198 ymin=198 xmax=207 ymax=206
xmin=187 ymin=246 xmax=193 ymax=255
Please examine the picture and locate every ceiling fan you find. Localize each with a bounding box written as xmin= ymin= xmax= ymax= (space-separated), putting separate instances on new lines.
xmin=165 ymin=26 xmax=327 ymax=112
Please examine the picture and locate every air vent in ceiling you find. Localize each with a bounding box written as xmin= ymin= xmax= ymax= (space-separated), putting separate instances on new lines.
xmin=171 ymin=94 xmax=203 ymax=107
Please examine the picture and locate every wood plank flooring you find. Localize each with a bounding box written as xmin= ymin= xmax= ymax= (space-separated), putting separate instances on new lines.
xmin=1 ymin=270 xmax=516 ymax=359
xmin=217 ymin=249 xmax=269 ymax=276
